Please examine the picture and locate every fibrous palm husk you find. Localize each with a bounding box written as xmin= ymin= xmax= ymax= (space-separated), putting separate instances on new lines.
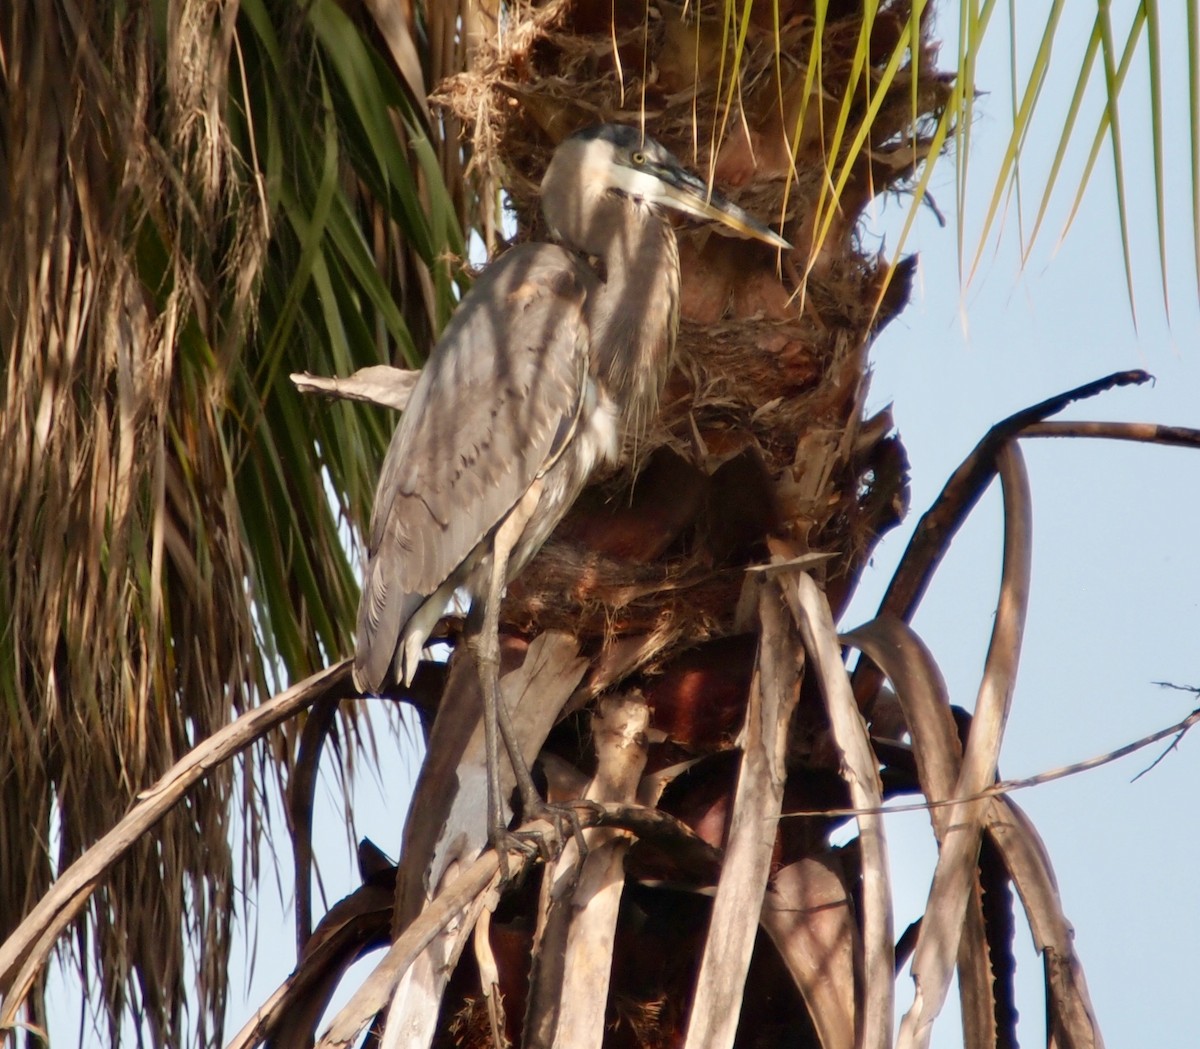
xmin=429 ymin=0 xmax=944 ymax=678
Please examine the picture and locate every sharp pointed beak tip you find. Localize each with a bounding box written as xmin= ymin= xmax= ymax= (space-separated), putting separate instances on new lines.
xmin=691 ymin=197 xmax=792 ymax=252
xmin=656 ymin=168 xmax=791 ymax=251
xmin=758 ymin=226 xmax=793 ymax=251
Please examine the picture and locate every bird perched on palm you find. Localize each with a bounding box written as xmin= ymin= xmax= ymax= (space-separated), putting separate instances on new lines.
xmin=353 ymin=123 xmax=789 ymax=854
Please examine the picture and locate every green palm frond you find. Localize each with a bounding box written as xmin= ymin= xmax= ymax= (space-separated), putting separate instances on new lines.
xmin=0 ymin=0 xmax=466 ymax=1042
xmin=950 ymin=0 xmax=1195 ymax=315
xmin=760 ymin=0 xmax=1198 ymax=317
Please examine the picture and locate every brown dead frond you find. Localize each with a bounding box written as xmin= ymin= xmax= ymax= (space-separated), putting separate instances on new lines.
xmin=0 ymin=1 xmax=267 ymax=1042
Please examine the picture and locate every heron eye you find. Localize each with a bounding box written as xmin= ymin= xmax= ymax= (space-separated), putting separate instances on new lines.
xmin=631 ymin=151 xmax=646 ymax=166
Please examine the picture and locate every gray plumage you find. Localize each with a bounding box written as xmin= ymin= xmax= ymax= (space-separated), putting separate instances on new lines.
xmin=353 ymin=124 xmax=788 ymax=696
xmin=354 ymin=245 xmax=617 ymax=691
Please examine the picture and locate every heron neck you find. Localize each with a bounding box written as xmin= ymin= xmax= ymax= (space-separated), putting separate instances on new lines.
xmin=588 ymin=203 xmax=680 ymax=445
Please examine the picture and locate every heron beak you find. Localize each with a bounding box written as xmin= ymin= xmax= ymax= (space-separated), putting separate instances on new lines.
xmin=650 ymin=162 xmax=792 ymax=250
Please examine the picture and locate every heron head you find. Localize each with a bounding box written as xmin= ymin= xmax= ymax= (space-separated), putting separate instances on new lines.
xmin=541 ymin=124 xmax=791 ymax=253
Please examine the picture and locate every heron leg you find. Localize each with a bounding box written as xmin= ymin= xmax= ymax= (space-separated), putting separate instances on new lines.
xmin=472 ymin=600 xmax=507 ymax=846
xmin=473 ymin=482 xmax=559 ymax=862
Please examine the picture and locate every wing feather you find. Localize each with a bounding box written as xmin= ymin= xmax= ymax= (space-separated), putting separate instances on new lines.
xmin=354 ymin=243 xmax=595 ymax=690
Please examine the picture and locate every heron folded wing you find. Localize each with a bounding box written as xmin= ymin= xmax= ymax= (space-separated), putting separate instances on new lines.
xmin=354 ymin=243 xmax=598 ymax=687
xmin=353 ymin=555 xmax=425 ymax=692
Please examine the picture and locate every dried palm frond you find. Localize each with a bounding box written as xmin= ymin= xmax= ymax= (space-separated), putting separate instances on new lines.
xmin=0 ymin=0 xmax=467 ymax=1041
xmin=0 ymin=3 xmax=264 ymax=1040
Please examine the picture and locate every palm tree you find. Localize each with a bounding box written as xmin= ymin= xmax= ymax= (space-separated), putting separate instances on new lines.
xmin=2 ymin=0 xmax=1193 ymax=1046
xmin=231 ymin=3 xmax=1109 ymax=1047
xmin=0 ymin=0 xmax=465 ymax=1042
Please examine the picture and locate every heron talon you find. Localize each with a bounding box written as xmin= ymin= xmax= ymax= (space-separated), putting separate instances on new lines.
xmin=488 ymin=826 xmax=540 ymax=883
xmin=515 ymin=800 xmax=593 ymax=864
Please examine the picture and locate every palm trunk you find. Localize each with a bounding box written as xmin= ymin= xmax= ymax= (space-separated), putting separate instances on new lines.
xmin=385 ymin=1 xmax=940 ymax=1046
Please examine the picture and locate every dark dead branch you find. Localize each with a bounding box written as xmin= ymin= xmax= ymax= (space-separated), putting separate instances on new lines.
xmin=978 ymin=835 xmax=1020 ymax=1048
xmin=228 ymin=861 xmax=394 ymax=1048
xmin=871 ymin=369 xmax=1148 ymax=630
xmin=292 ymin=693 xmax=342 ymax=953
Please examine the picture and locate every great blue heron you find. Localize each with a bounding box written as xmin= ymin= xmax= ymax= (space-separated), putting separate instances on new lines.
xmin=354 ymin=124 xmax=788 ymax=849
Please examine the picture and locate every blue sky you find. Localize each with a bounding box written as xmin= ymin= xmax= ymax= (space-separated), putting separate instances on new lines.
xmin=845 ymin=1 xmax=1200 ymax=1044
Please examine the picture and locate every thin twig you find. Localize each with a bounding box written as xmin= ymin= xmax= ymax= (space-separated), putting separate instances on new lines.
xmin=1020 ymin=419 xmax=1200 ymax=448
xmin=778 ymin=704 xmax=1200 ymax=819
xmin=1135 ymin=682 xmax=1200 ymax=779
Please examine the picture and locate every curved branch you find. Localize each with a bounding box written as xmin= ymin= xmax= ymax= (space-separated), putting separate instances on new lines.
xmin=873 ymin=370 xmax=1146 ymax=628
xmin=854 ymin=370 xmax=1149 ymax=708
xmin=291 ymin=692 xmax=343 ymax=953
xmin=897 ymin=441 xmax=1033 ymax=1049
xmin=1020 ymin=418 xmax=1200 ymax=448
xmin=0 ymin=661 xmax=354 ymax=1023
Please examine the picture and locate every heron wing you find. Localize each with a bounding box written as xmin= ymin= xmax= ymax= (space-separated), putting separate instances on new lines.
xmin=355 ymin=244 xmax=595 ymax=689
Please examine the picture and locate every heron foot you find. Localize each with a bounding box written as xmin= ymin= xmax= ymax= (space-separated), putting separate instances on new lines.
xmin=487 ymin=825 xmax=542 ymax=882
xmin=518 ymin=798 xmax=593 ymax=864
xmin=486 ymin=801 xmax=588 ymax=881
